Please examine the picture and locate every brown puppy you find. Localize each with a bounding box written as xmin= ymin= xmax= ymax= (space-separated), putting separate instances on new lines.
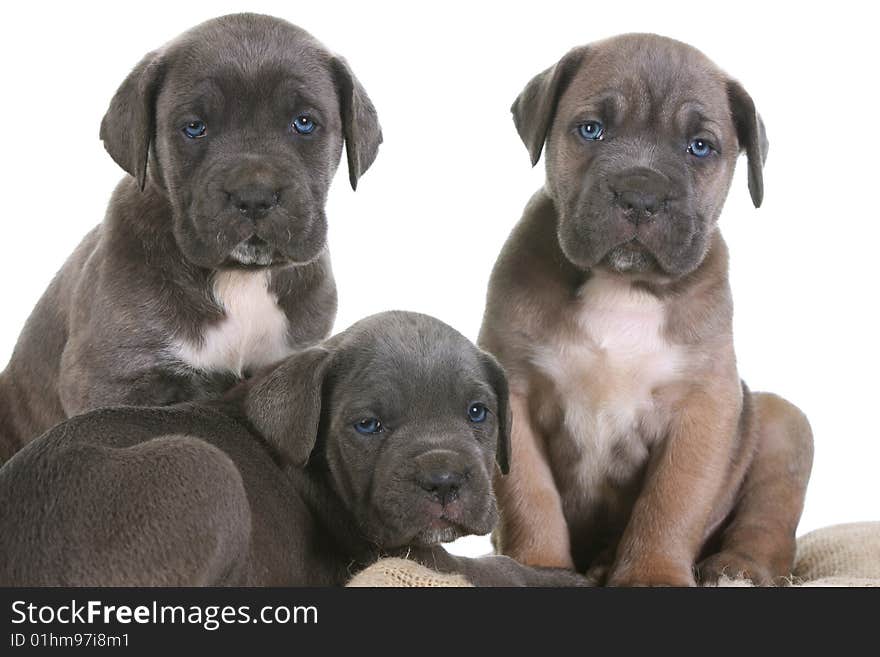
xmin=479 ymin=34 xmax=813 ymax=586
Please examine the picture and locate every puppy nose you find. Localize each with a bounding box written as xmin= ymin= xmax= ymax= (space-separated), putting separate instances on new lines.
xmin=611 ymin=169 xmax=670 ymax=225
xmin=228 ymin=185 xmax=279 ymax=219
xmin=618 ymin=189 xmax=662 ymax=218
xmin=417 ymin=470 xmax=466 ymax=506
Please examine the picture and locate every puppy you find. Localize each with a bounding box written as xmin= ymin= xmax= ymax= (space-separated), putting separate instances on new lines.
xmin=0 ymin=14 xmax=382 ymax=464
xmin=0 ymin=311 xmax=587 ymax=587
xmin=479 ymin=34 xmax=813 ymax=586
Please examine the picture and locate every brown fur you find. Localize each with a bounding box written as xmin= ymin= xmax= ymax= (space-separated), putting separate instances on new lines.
xmin=481 ymin=35 xmax=813 ymax=586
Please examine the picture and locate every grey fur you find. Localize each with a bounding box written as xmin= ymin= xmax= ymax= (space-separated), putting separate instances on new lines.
xmin=511 ymin=35 xmax=766 ymax=278
xmin=0 ymin=312 xmax=587 ymax=587
xmin=0 ymin=14 xmax=382 ymax=464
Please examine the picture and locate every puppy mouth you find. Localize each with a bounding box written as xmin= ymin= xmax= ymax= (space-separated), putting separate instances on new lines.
xmin=373 ymin=498 xmax=495 ymax=549
xmin=226 ymin=235 xmax=278 ymax=267
xmin=412 ymin=515 xmax=468 ymax=546
xmin=408 ymin=498 xmax=489 ymax=546
xmin=600 ymin=240 xmax=658 ymax=273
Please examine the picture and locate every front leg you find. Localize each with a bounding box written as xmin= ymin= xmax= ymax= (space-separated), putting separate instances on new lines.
xmin=492 ymin=392 xmax=574 ymax=569
xmin=58 ymin=342 xmax=235 ymax=417
xmin=607 ymin=385 xmax=742 ymax=587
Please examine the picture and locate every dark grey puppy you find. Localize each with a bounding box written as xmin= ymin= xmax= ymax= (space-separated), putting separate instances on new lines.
xmin=0 ymin=312 xmax=587 ymax=587
xmin=0 ymin=14 xmax=381 ymax=464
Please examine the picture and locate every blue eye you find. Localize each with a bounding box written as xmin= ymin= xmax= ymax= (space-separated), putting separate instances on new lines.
xmin=578 ymin=121 xmax=604 ymax=141
xmin=467 ymin=403 xmax=488 ymax=423
xmin=688 ymin=138 xmax=713 ymax=158
xmin=183 ymin=120 xmax=206 ymax=139
xmin=292 ymin=115 xmax=316 ymax=135
xmin=354 ymin=417 xmax=383 ymax=435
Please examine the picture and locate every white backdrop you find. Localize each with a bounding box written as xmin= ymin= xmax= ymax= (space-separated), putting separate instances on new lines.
xmin=1 ymin=0 xmax=877 ymax=558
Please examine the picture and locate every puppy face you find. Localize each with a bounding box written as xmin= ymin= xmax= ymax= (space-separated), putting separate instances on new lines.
xmin=100 ymin=14 xmax=382 ymax=269
xmin=513 ymin=34 xmax=767 ymax=278
xmin=245 ymin=312 xmax=511 ymax=550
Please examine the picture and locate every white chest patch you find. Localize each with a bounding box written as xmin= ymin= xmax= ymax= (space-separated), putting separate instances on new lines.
xmin=532 ymin=272 xmax=683 ymax=490
xmin=172 ymin=270 xmax=293 ymax=377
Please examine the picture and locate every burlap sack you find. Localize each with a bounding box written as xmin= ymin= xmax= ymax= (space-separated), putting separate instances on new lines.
xmin=347 ymin=557 xmax=473 ymax=587
xmin=347 ymin=522 xmax=880 ymax=587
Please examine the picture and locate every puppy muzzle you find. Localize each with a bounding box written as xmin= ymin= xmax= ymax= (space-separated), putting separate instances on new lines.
xmin=408 ymin=449 xmax=496 ymax=545
xmin=229 ymin=235 xmax=275 ymax=266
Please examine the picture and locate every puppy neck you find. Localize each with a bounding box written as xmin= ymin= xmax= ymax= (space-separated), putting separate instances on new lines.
xmin=295 ymin=464 xmax=384 ymax=568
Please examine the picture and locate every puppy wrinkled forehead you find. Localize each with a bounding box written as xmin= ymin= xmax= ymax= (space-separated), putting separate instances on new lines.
xmin=161 ymin=14 xmax=337 ymax=94
xmin=329 ymin=312 xmax=492 ymax=401
xmin=172 ymin=13 xmax=324 ymax=59
xmin=562 ymin=34 xmax=732 ymax=126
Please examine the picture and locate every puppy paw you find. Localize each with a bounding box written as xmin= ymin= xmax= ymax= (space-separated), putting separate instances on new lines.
xmin=607 ymin=560 xmax=696 ymax=587
xmin=583 ymin=547 xmax=616 ymax=585
xmin=584 ymin=562 xmax=611 ymax=586
xmin=505 ymin=546 xmax=575 ymax=571
xmin=697 ymin=552 xmax=776 ymax=587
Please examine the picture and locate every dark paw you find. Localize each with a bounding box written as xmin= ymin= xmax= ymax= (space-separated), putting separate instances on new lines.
xmin=607 ymin=569 xmax=696 ymax=587
xmin=697 ymin=552 xmax=777 ymax=586
xmin=607 ymin=559 xmax=696 ymax=587
xmin=584 ymin=562 xmax=610 ymax=586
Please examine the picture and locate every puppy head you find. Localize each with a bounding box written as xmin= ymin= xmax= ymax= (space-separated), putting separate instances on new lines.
xmin=100 ymin=13 xmax=382 ymax=269
xmin=244 ymin=311 xmax=511 ymax=550
xmin=512 ymin=34 xmax=767 ymax=279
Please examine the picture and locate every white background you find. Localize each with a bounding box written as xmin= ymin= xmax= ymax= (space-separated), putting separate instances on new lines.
xmin=1 ymin=0 xmax=877 ymax=558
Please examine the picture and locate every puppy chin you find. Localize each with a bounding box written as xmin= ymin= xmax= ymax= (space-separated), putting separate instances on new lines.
xmin=225 ymin=238 xmax=327 ymax=269
xmin=601 ymin=243 xmax=658 ymax=274
xmin=412 ymin=522 xmax=466 ymax=547
xmin=380 ymin=504 xmax=496 ymax=548
xmin=411 ymin=505 xmax=497 ymax=546
xmin=229 ymin=239 xmax=275 ymax=267
xmin=380 ymin=511 xmax=468 ymax=548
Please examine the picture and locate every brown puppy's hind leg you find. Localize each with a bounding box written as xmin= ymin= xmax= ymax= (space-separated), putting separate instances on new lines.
xmin=698 ymin=393 xmax=813 ymax=586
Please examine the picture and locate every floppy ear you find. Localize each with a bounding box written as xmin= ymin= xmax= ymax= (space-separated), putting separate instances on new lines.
xmin=727 ymin=79 xmax=769 ymax=208
xmin=479 ymin=351 xmax=512 ymax=475
xmin=511 ymin=46 xmax=588 ymax=166
xmin=99 ymin=50 xmax=164 ymax=191
xmin=244 ymin=347 xmax=334 ymax=467
xmin=331 ymin=56 xmax=383 ymax=191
